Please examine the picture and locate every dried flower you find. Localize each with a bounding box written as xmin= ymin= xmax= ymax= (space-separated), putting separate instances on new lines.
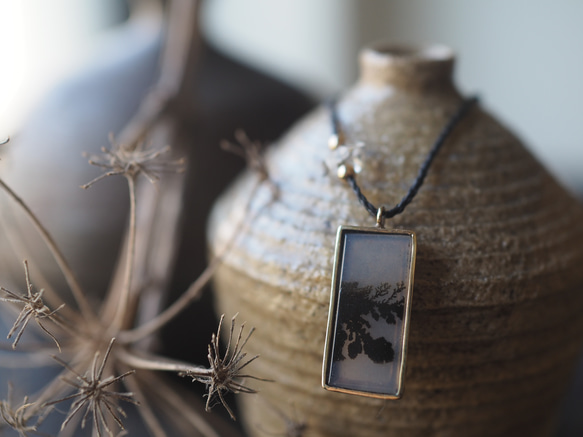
xmin=46 ymin=339 xmax=138 ymax=437
xmin=0 ymin=383 xmax=44 ymax=437
xmin=81 ymin=133 xmax=186 ymax=188
xmin=0 ymin=130 xmax=269 ymax=433
xmin=221 ymin=130 xmax=272 ymax=184
xmin=180 ymin=314 xmax=267 ymax=420
xmin=0 ymin=260 xmax=64 ymax=350
xmin=0 ymin=2 xmax=272 ymax=433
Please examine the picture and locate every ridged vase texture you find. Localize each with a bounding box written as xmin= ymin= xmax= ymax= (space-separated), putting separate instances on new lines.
xmin=207 ymin=43 xmax=583 ymax=437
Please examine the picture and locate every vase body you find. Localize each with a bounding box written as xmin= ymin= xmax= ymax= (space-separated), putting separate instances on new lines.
xmin=208 ymin=43 xmax=583 ymax=436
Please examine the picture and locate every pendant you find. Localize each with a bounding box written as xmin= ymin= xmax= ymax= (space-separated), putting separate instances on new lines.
xmin=322 ymin=225 xmax=416 ymax=399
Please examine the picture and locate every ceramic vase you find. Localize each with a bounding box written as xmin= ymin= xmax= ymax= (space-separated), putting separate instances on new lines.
xmin=208 ymin=43 xmax=583 ymax=436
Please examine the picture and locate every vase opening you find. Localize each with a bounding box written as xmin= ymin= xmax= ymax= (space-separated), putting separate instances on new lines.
xmin=372 ymin=43 xmax=453 ymax=61
xmin=359 ymin=42 xmax=455 ymax=91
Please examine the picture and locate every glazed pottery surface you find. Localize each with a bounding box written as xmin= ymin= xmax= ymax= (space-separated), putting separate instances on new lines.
xmin=208 ymin=43 xmax=583 ymax=436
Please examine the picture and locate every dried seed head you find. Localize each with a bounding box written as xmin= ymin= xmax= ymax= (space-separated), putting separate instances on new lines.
xmin=46 ymin=338 xmax=138 ymax=437
xmin=0 ymin=383 xmax=44 ymax=437
xmin=81 ymin=134 xmax=186 ymax=188
xmin=180 ymin=314 xmax=269 ymax=420
xmin=221 ymin=130 xmax=279 ymax=198
xmin=0 ymin=260 xmax=64 ymax=350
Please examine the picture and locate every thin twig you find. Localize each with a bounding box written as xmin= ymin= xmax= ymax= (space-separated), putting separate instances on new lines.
xmin=116 ymin=0 xmax=201 ymax=151
xmin=17 ymin=365 xmax=75 ymax=423
xmin=120 ymin=366 xmax=166 ymax=437
xmin=119 ymin=254 xmax=222 ymax=344
xmin=98 ymin=0 xmax=197 ymax=332
xmin=141 ymin=372 xmax=221 ymax=437
xmin=110 ymin=176 xmax=138 ymax=332
xmin=0 ymin=178 xmax=96 ymax=324
xmin=115 ymin=347 xmax=212 ymax=376
xmin=120 ymin=177 xmax=265 ymax=344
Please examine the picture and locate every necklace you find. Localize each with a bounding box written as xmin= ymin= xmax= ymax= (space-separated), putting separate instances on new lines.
xmin=322 ymin=97 xmax=478 ymax=399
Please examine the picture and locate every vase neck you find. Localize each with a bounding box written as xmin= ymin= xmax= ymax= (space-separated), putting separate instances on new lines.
xmin=359 ymin=43 xmax=455 ymax=92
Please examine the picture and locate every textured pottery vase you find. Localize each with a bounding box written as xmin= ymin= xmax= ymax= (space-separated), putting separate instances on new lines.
xmin=208 ymin=43 xmax=583 ymax=436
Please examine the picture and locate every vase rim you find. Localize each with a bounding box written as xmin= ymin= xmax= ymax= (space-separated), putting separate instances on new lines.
xmin=359 ymin=42 xmax=456 ymax=90
xmin=363 ymin=42 xmax=454 ymax=63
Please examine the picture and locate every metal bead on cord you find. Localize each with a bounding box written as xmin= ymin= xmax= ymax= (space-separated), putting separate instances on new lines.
xmin=328 ymin=96 xmax=479 ymax=221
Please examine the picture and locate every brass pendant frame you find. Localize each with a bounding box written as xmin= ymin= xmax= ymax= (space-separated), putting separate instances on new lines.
xmin=322 ymin=225 xmax=416 ymax=399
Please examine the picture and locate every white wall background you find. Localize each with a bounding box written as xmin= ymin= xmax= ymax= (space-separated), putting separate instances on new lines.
xmin=203 ymin=0 xmax=583 ymax=194
xmin=0 ymin=0 xmax=122 ymax=136
xmin=1 ymin=1 xmax=581 ymax=193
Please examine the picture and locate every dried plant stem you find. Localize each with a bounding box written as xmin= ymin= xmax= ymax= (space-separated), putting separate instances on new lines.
xmin=100 ymin=0 xmax=200 ymax=332
xmin=116 ymin=88 xmax=171 ymax=153
xmin=116 ymin=0 xmax=200 ymax=151
xmin=0 ymin=178 xmax=96 ymax=324
xmin=110 ymin=176 xmax=138 ymax=331
xmin=57 ymin=405 xmax=85 ymax=437
xmin=119 ymin=254 xmax=221 ymax=344
xmin=148 ymin=392 xmax=197 ymax=437
xmin=120 ymin=178 xmax=265 ymax=344
xmin=14 ymin=366 xmax=74 ymax=423
xmin=99 ymin=0 xmax=201 ymax=331
xmin=116 ymin=347 xmax=212 ymax=377
xmin=157 ymin=0 xmax=200 ymax=96
xmin=142 ymin=372 xmax=221 ymax=437
xmin=0 ymin=215 xmax=80 ymax=323
xmin=49 ymin=312 xmax=82 ymax=339
xmin=121 ymin=367 xmax=167 ymax=437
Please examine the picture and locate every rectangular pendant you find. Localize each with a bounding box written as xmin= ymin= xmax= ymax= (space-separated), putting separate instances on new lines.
xmin=322 ymin=226 xmax=416 ymax=399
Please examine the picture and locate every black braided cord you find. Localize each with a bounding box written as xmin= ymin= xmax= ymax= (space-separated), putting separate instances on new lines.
xmin=329 ymin=96 xmax=479 ymax=219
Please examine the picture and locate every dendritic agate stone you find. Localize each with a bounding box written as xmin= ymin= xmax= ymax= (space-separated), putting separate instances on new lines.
xmin=324 ymin=228 xmax=415 ymax=398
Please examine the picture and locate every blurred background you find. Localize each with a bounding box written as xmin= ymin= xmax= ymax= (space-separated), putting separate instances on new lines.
xmin=1 ymin=0 xmax=582 ymax=194
xmin=0 ymin=0 xmax=582 ymax=435
xmin=206 ymin=0 xmax=583 ymax=196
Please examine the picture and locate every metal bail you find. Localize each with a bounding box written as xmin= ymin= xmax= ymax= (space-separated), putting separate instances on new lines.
xmin=376 ymin=206 xmax=386 ymax=228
